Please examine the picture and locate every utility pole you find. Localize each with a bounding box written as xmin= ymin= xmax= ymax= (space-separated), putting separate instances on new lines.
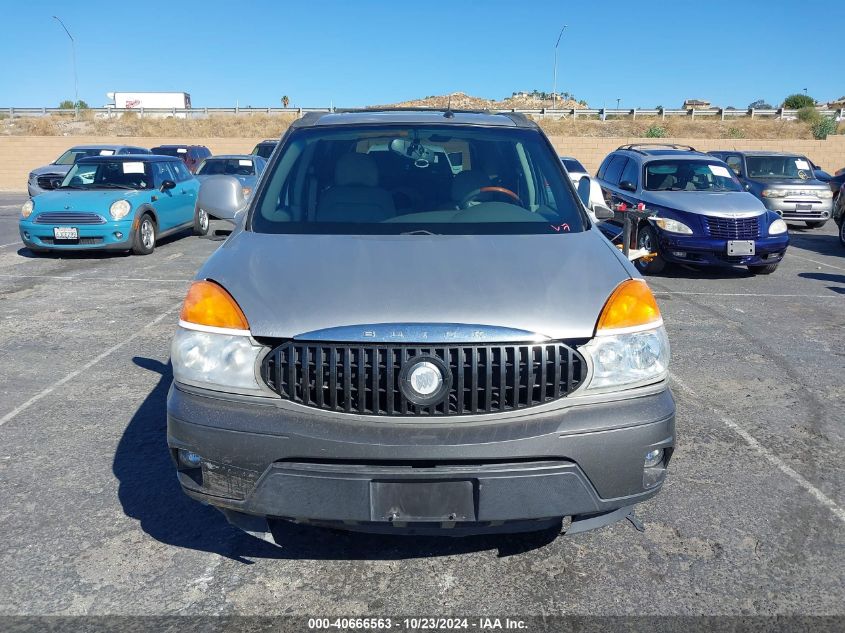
xmin=53 ymin=16 xmax=78 ymax=113
xmin=552 ymin=25 xmax=568 ymax=110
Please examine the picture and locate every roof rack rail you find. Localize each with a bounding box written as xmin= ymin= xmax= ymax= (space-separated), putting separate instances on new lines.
xmin=332 ymin=106 xmax=493 ymax=114
xmin=617 ymin=143 xmax=699 ymax=154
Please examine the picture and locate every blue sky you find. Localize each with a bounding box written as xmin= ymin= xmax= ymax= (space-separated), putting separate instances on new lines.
xmin=2 ymin=0 xmax=842 ymax=109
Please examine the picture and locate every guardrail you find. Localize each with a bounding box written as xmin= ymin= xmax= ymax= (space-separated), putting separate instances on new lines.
xmin=3 ymin=106 xmax=844 ymax=121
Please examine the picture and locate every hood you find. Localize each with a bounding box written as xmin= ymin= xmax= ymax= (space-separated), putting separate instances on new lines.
xmin=746 ymin=177 xmax=828 ymax=188
xmin=198 ymin=230 xmax=631 ymax=341
xmin=644 ymin=191 xmax=766 ymax=217
xmin=31 ymin=188 xmax=147 ymax=213
xmin=29 ymin=164 xmax=72 ymax=178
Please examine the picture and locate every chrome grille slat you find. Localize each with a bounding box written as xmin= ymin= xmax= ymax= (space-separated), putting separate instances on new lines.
xmin=704 ymin=216 xmax=760 ymax=240
xmin=263 ymin=341 xmax=586 ymax=417
xmin=35 ymin=212 xmax=107 ymax=225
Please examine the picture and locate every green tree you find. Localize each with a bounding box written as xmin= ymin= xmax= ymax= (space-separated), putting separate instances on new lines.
xmin=74 ymin=100 xmax=88 ymax=109
xmin=281 ymin=95 xmax=290 ymax=108
xmin=748 ymin=99 xmax=772 ymax=109
xmin=59 ymin=100 xmax=74 ymax=109
xmin=783 ymin=93 xmax=815 ymax=109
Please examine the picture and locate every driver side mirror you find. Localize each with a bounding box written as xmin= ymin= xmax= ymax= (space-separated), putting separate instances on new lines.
xmin=619 ymin=180 xmax=637 ymax=192
xmin=197 ymin=175 xmax=246 ymax=223
xmin=49 ymin=177 xmax=64 ymax=189
xmin=160 ymin=179 xmax=176 ymax=191
xmin=744 ymin=183 xmax=752 ymax=191
xmin=593 ymin=204 xmax=615 ymax=220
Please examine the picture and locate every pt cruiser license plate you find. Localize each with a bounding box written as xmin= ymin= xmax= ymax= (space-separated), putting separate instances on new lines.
xmin=727 ymin=240 xmax=755 ymax=256
xmin=53 ymin=227 xmax=78 ymax=240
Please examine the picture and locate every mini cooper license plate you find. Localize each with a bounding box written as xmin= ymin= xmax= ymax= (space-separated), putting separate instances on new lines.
xmin=53 ymin=227 xmax=78 ymax=240
xmin=727 ymin=240 xmax=755 ymax=256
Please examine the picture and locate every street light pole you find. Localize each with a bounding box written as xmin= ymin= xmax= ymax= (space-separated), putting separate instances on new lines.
xmin=52 ymin=16 xmax=78 ymax=110
xmin=552 ymin=24 xmax=568 ymax=111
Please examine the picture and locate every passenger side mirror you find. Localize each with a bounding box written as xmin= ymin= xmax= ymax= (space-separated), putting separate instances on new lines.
xmin=619 ymin=180 xmax=637 ymax=192
xmin=744 ymin=183 xmax=752 ymax=191
xmin=197 ymin=175 xmax=246 ymax=222
xmin=160 ymin=179 xmax=176 ymax=191
xmin=49 ymin=177 xmax=64 ymax=189
xmin=593 ymin=204 xmax=615 ymax=220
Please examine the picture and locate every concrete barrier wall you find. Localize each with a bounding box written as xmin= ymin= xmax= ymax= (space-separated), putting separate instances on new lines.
xmin=2 ymin=135 xmax=844 ymax=191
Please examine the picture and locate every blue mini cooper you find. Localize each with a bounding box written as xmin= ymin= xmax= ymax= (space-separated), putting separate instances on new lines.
xmin=594 ymin=144 xmax=790 ymax=275
xmin=19 ymin=154 xmax=204 ymax=255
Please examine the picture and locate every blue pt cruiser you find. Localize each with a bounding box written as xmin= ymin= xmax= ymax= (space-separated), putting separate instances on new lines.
xmin=20 ymin=154 xmax=205 ymax=255
xmin=595 ymin=145 xmax=790 ymax=275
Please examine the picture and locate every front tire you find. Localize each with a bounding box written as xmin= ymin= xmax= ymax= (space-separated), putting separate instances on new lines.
xmin=132 ymin=214 xmax=156 ymax=255
xmin=194 ymin=205 xmax=210 ymax=236
xmin=805 ymin=220 xmax=827 ymax=229
xmin=634 ymin=224 xmax=666 ymax=274
xmin=748 ymin=263 xmax=779 ymax=275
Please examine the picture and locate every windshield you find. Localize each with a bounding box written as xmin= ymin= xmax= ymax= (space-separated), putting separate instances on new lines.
xmin=746 ymin=155 xmax=815 ymax=180
xmin=152 ymin=147 xmax=187 ymax=157
xmin=54 ymin=148 xmax=116 ymax=165
xmin=252 ymin=124 xmax=585 ymax=235
xmin=561 ymin=158 xmax=586 ymax=173
xmin=198 ymin=158 xmax=256 ymax=176
xmin=60 ymin=161 xmax=152 ymax=190
xmin=644 ymin=160 xmax=743 ymax=192
xmin=252 ymin=143 xmax=276 ymax=159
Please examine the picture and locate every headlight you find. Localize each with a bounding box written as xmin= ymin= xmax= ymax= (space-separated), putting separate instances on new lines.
xmin=582 ymin=326 xmax=670 ymax=391
xmin=171 ymin=326 xmax=265 ymax=393
xmin=21 ymin=200 xmax=34 ymax=218
xmin=818 ymin=190 xmax=833 ymax=199
xmin=109 ymin=199 xmax=132 ymax=220
xmin=768 ymin=218 xmax=788 ymax=235
xmin=761 ymin=189 xmax=786 ymax=198
xmin=651 ymin=217 xmax=693 ymax=234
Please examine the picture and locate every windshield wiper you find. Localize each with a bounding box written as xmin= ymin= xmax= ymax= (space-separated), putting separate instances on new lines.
xmin=59 ymin=184 xmax=85 ymax=189
xmin=400 ymin=229 xmax=440 ymax=236
xmin=96 ymin=183 xmax=135 ymax=189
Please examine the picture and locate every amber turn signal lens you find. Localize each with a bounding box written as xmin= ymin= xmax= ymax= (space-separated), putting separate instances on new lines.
xmin=596 ymin=279 xmax=662 ymax=333
xmin=179 ymin=280 xmax=249 ymax=330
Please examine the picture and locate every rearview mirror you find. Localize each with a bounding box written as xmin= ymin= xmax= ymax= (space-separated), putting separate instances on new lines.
xmin=160 ymin=179 xmax=176 ymax=191
xmin=593 ymin=204 xmax=615 ymax=220
xmin=197 ymin=175 xmax=246 ymax=222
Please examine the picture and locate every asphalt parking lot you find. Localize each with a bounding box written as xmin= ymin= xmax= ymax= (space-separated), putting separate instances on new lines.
xmin=0 ymin=191 xmax=842 ymax=617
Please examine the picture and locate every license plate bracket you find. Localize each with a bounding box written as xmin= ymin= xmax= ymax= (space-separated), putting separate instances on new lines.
xmin=371 ymin=480 xmax=476 ymax=522
xmin=796 ymin=203 xmax=812 ymax=211
xmin=727 ymin=240 xmax=755 ymax=256
xmin=53 ymin=227 xmax=79 ymax=240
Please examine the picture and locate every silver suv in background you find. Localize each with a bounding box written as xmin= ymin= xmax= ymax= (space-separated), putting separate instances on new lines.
xmin=27 ymin=144 xmax=151 ymax=197
xmin=709 ymin=151 xmax=834 ymax=228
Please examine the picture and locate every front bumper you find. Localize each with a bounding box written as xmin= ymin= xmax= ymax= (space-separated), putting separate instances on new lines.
xmin=167 ymin=383 xmax=676 ymax=537
xmin=656 ymin=231 xmax=789 ymax=267
xmin=19 ymin=218 xmax=134 ymax=251
xmin=761 ymin=197 xmax=833 ymax=221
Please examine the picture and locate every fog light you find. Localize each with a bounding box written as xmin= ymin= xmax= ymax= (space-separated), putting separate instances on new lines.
xmin=822 ymin=212 xmax=830 ymax=219
xmin=671 ymin=251 xmax=687 ymax=258
xmin=23 ymin=231 xmax=30 ymax=239
xmin=644 ymin=448 xmax=664 ymax=468
xmin=178 ymin=449 xmax=203 ymax=469
xmin=114 ymin=231 xmax=124 ymax=239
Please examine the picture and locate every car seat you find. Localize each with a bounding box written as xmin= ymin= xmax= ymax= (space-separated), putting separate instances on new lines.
xmin=316 ymin=153 xmax=395 ymax=222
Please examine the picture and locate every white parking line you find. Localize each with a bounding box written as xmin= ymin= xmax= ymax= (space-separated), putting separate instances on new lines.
xmin=0 ymin=307 xmax=178 ymax=429
xmin=0 ymin=273 xmax=189 ymax=283
xmin=788 ymin=253 xmax=845 ymax=272
xmin=0 ymin=242 xmax=21 ymax=249
xmin=670 ymin=373 xmax=845 ymax=524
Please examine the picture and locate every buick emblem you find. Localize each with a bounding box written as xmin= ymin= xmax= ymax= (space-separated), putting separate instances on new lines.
xmin=399 ymin=356 xmax=450 ymax=406
xmin=409 ymin=362 xmax=442 ymax=396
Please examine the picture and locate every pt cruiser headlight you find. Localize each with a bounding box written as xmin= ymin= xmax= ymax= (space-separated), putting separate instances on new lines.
xmin=651 ymin=217 xmax=693 ymax=234
xmin=769 ymin=218 xmax=788 ymax=235
xmin=21 ymin=200 xmax=34 ymax=219
xmin=581 ymin=280 xmax=670 ymax=391
xmin=818 ymin=190 xmax=833 ymax=199
xmin=171 ymin=280 xmax=266 ymax=394
xmin=109 ymin=199 xmax=132 ymax=220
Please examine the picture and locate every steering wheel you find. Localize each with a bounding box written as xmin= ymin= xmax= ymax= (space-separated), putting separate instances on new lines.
xmin=459 ymin=186 xmax=521 ymax=209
